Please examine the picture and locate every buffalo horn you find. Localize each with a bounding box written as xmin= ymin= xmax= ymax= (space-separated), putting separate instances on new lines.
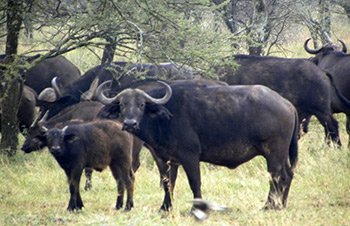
xmin=304 ymin=38 xmax=321 ymax=54
xmin=62 ymin=125 xmax=68 ymax=134
xmin=51 ymin=77 xmax=61 ymax=99
xmin=37 ymin=77 xmax=61 ymax=102
xmin=41 ymin=126 xmax=48 ymax=132
xmin=134 ymin=81 xmax=172 ymax=105
xmin=38 ymin=87 xmax=57 ymax=102
xmin=96 ymin=80 xmax=114 ymax=104
xmin=30 ymin=110 xmax=49 ymax=128
xmin=338 ymin=39 xmax=347 ymax=53
xmin=97 ymin=80 xmax=172 ymax=105
xmin=81 ymin=77 xmax=100 ymax=101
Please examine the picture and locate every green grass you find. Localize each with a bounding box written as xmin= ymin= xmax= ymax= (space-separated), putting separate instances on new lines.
xmin=1 ymin=115 xmax=350 ymax=225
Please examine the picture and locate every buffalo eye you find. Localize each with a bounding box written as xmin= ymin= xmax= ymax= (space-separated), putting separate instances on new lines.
xmin=65 ymin=134 xmax=79 ymax=144
xmin=139 ymin=103 xmax=145 ymax=109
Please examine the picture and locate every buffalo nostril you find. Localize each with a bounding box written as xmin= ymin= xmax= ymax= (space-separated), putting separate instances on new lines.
xmin=51 ymin=146 xmax=61 ymax=154
xmin=123 ymin=119 xmax=138 ymax=131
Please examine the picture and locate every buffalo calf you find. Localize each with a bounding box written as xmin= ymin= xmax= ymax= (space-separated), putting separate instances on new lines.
xmin=44 ymin=120 xmax=135 ymax=211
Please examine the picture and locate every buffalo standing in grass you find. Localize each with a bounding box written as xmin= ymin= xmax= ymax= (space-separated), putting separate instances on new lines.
xmin=43 ymin=120 xmax=135 ymax=211
xmin=304 ymin=38 xmax=350 ymax=146
xmin=97 ymin=80 xmax=299 ymax=211
xmin=217 ymin=55 xmax=350 ymax=146
xmin=21 ymin=101 xmax=144 ymax=191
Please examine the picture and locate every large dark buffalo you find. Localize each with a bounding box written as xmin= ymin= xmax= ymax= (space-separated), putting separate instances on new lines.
xmin=0 ymin=55 xmax=80 ymax=133
xmin=304 ymin=38 xmax=350 ymax=146
xmin=0 ymin=54 xmax=81 ymax=94
xmin=24 ymin=55 xmax=81 ymax=94
xmin=0 ymin=85 xmax=37 ymax=133
xmin=37 ymin=62 xmax=199 ymax=120
xmin=43 ymin=120 xmax=135 ymax=211
xmin=97 ymin=80 xmax=299 ymax=211
xmin=217 ymin=54 xmax=350 ymax=146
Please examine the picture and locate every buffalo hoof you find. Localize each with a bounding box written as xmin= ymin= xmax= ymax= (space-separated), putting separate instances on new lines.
xmin=67 ymin=205 xmax=83 ymax=212
xmin=84 ymin=183 xmax=92 ymax=191
xmin=124 ymin=202 xmax=134 ymax=211
xmin=262 ymin=202 xmax=284 ymax=211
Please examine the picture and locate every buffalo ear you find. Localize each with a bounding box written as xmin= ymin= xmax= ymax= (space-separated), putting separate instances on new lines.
xmin=65 ymin=134 xmax=80 ymax=144
xmin=146 ymin=104 xmax=172 ymax=120
xmin=98 ymin=104 xmax=120 ymax=119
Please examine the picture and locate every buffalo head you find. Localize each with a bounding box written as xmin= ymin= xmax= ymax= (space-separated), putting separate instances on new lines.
xmin=21 ymin=111 xmax=49 ymax=153
xmin=45 ymin=125 xmax=80 ymax=157
xmin=304 ymin=38 xmax=347 ymax=55
xmin=97 ymin=80 xmax=172 ymax=132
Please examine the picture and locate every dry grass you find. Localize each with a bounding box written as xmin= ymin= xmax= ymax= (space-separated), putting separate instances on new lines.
xmin=0 ymin=115 xmax=350 ymax=226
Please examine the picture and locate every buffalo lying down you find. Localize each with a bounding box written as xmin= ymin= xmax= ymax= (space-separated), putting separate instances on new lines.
xmin=98 ymin=81 xmax=299 ymax=211
xmin=43 ymin=120 xmax=135 ymax=211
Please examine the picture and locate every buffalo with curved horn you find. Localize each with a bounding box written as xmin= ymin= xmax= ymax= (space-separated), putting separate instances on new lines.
xmin=97 ymin=79 xmax=299 ymax=212
xmin=304 ymin=38 xmax=350 ymax=146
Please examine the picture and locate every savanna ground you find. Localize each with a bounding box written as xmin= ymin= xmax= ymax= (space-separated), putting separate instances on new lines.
xmin=1 ymin=21 xmax=350 ymax=225
xmin=0 ymin=115 xmax=350 ymax=226
xmin=1 ymin=114 xmax=350 ymax=226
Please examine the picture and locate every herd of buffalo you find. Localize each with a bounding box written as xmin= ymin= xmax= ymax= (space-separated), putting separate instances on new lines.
xmin=1 ymin=38 xmax=350 ymax=217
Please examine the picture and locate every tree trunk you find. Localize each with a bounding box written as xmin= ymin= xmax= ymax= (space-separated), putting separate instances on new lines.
xmin=319 ymin=0 xmax=332 ymax=44
xmin=247 ymin=0 xmax=269 ymax=56
xmin=0 ymin=0 xmax=24 ymax=156
xmin=101 ymin=37 xmax=116 ymax=64
xmin=212 ymin=0 xmax=239 ymax=33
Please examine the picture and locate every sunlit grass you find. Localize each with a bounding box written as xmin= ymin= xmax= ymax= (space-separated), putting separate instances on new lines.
xmin=1 ymin=14 xmax=350 ymax=226
xmin=1 ymin=115 xmax=350 ymax=225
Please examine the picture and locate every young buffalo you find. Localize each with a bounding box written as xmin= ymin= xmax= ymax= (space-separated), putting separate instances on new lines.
xmin=44 ymin=120 xmax=134 ymax=211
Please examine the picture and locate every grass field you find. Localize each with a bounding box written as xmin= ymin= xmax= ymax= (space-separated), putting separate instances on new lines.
xmin=1 ymin=115 xmax=350 ymax=225
xmin=1 ymin=15 xmax=350 ymax=225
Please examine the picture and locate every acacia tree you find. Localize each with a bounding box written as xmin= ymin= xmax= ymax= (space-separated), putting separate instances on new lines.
xmin=212 ymin=0 xmax=295 ymax=56
xmin=0 ymin=0 xmax=231 ymax=155
xmin=0 ymin=0 xmax=24 ymax=156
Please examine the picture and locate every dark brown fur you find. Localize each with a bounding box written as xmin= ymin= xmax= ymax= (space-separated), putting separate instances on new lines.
xmin=45 ymin=120 xmax=135 ymax=211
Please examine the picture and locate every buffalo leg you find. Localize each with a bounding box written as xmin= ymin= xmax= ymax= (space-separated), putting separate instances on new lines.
xmin=110 ymin=161 xmax=134 ymax=211
xmin=180 ymin=157 xmax=202 ymax=201
xmin=116 ymin=180 xmax=125 ymax=210
xmin=315 ymin=112 xmax=341 ymax=146
xmin=145 ymin=144 xmax=177 ymax=211
xmin=84 ymin=168 xmax=93 ymax=191
xmin=160 ymin=163 xmax=179 ymax=212
xmin=346 ymin=115 xmax=350 ymax=147
xmin=131 ymin=137 xmax=144 ymax=172
xmin=264 ymin=159 xmax=293 ymax=210
xmin=300 ymin=114 xmax=312 ymax=135
xmin=66 ymin=168 xmax=84 ymax=211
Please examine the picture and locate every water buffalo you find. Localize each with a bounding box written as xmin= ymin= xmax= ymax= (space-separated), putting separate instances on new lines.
xmin=304 ymin=38 xmax=350 ymax=146
xmin=37 ymin=62 xmax=199 ymax=120
xmin=97 ymin=80 xmax=299 ymax=212
xmin=21 ymin=101 xmax=144 ymax=191
xmin=0 ymin=54 xmax=81 ymax=94
xmin=217 ymin=54 xmax=350 ymax=146
xmin=43 ymin=120 xmax=135 ymax=211
xmin=0 ymin=85 xmax=37 ymax=133
xmin=0 ymin=55 xmax=80 ymax=134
